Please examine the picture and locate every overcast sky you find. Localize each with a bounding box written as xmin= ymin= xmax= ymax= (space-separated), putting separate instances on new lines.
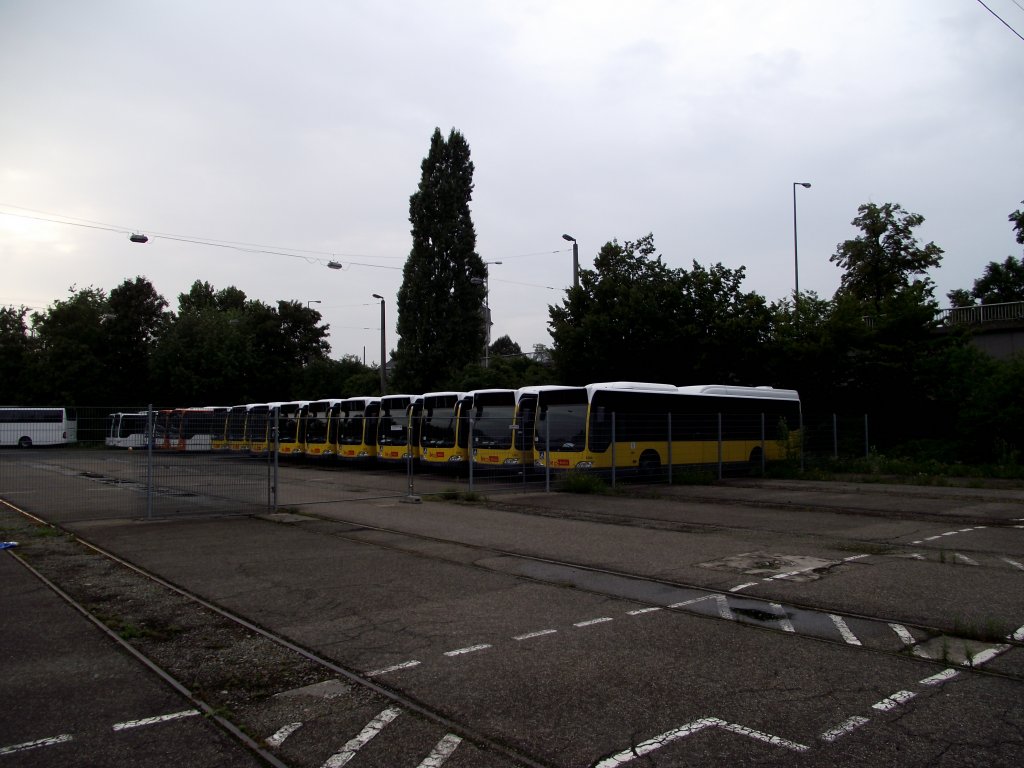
xmin=2 ymin=1 xmax=1022 ymax=366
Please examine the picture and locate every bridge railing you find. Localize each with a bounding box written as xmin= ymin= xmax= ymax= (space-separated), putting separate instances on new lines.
xmin=937 ymin=301 xmax=1024 ymax=326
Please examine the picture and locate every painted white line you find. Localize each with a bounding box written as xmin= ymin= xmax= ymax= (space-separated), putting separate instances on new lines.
xmin=910 ymin=540 xmax=923 ymax=544
xmin=729 ymin=582 xmax=759 ymax=592
xmin=626 ymin=607 xmax=662 ymax=616
xmin=829 ymin=614 xmax=862 ymax=646
xmin=768 ymin=569 xmax=806 ymax=580
xmin=958 ymin=528 xmax=975 ymax=533
xmin=1010 ymin=625 xmax=1024 ymax=642
xmin=967 ymin=644 xmax=1011 ymax=667
xmin=975 ymin=525 xmax=989 ymax=529
xmin=924 ymin=535 xmax=943 ymax=541
xmin=574 ymin=617 xmax=614 ymax=627
xmin=366 ymin=660 xmax=421 ymax=676
xmin=941 ymin=531 xmax=957 ymax=537
xmin=718 ymin=721 xmax=808 ymax=751
xmin=593 ymin=718 xmax=720 ymax=767
xmin=712 ymin=595 xmax=735 ymax=620
xmin=322 ymin=707 xmax=401 ymax=768
xmin=513 ymin=629 xmax=558 ymax=640
xmin=266 ymin=722 xmax=303 ymax=748
xmin=873 ymin=690 xmax=916 ymax=711
xmin=112 ymin=709 xmax=200 ymax=731
xmin=444 ymin=644 xmax=492 ymax=657
xmin=593 ymin=716 xmax=807 ymax=766
xmin=888 ymin=623 xmax=916 ymax=646
xmin=0 ymin=734 xmax=73 ymax=755
xmin=1002 ymin=558 xmax=1024 ymax=571
xmin=769 ymin=603 xmax=795 ymax=633
xmin=955 ymin=553 xmax=979 ymax=566
xmin=843 ymin=554 xmax=870 ymax=562
xmin=907 ymin=553 xmax=926 ymax=560
xmin=416 ymin=733 xmax=463 ymax=768
xmin=666 ymin=594 xmax=735 ymax=620
xmin=920 ymin=669 xmax=960 ymax=685
xmin=820 ymin=715 xmax=870 ymax=743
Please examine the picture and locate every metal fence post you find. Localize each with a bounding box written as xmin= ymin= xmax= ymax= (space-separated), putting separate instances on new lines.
xmin=272 ymin=405 xmax=280 ymax=512
xmin=864 ymin=413 xmax=870 ymax=458
xmin=146 ymin=404 xmax=154 ymax=520
xmin=468 ymin=414 xmax=475 ymax=493
xmin=717 ymin=412 xmax=723 ymax=480
xmin=760 ymin=412 xmax=766 ymax=475
xmin=544 ymin=416 xmax=550 ymax=493
xmin=667 ymin=413 xmax=673 ymax=486
xmin=610 ymin=412 xmax=617 ymax=489
xmin=833 ymin=413 xmax=838 ymax=459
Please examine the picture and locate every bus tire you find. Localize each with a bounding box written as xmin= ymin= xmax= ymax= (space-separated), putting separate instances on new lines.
xmin=18 ymin=436 xmax=32 ymax=448
xmin=638 ymin=450 xmax=661 ymax=472
xmin=748 ymin=447 xmax=763 ymax=473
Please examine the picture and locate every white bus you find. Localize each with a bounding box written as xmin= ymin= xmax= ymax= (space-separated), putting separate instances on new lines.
xmin=0 ymin=407 xmax=78 ymax=447
xmin=105 ymin=411 xmax=149 ymax=449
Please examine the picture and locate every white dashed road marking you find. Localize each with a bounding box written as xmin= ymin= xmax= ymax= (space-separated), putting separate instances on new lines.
xmin=872 ymin=690 xmax=917 ymax=711
xmin=265 ymin=721 xmax=303 ymax=748
xmin=829 ymin=614 xmax=862 ymax=646
xmin=112 ymin=709 xmax=200 ymax=731
xmin=366 ymin=660 xmax=421 ymax=677
xmin=321 ymin=706 xmax=400 ymax=768
xmin=820 ymin=716 xmax=869 ymax=743
xmin=0 ymin=734 xmax=73 ymax=756
xmin=889 ymin=623 xmax=916 ymax=647
xmin=443 ymin=644 xmax=491 ymax=657
xmin=416 ymin=733 xmax=463 ymax=768
xmin=574 ymin=617 xmax=613 ymax=627
xmin=513 ymin=629 xmax=558 ymax=640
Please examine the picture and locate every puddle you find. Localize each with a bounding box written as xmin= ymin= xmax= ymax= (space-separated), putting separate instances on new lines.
xmin=698 ymin=551 xmax=841 ymax=582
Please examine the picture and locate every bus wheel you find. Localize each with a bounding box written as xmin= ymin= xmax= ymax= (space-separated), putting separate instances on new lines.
xmin=18 ymin=436 xmax=32 ymax=448
xmin=638 ymin=450 xmax=661 ymax=472
xmin=748 ymin=447 xmax=764 ymax=474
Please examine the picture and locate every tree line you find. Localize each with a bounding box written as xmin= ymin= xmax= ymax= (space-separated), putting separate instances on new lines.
xmin=3 ymin=124 xmax=1022 ymax=464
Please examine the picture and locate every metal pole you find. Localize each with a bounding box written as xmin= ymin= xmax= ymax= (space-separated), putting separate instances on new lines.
xmin=406 ymin=420 xmax=415 ymax=499
xmin=272 ymin=405 xmax=280 ymax=511
xmin=379 ymin=299 xmax=387 ymax=395
xmin=667 ymin=413 xmax=673 ymax=485
xmin=610 ymin=412 xmax=616 ymax=489
xmin=146 ymin=404 xmax=153 ymax=520
xmin=760 ymin=412 xmax=766 ymax=475
xmin=572 ymin=240 xmax=579 ymax=289
xmin=544 ymin=416 xmax=550 ymax=493
xmin=468 ymin=413 xmax=475 ymax=493
xmin=717 ymin=412 xmax=723 ymax=480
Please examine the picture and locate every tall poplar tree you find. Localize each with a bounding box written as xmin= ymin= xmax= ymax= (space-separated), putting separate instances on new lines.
xmin=393 ymin=128 xmax=487 ymax=392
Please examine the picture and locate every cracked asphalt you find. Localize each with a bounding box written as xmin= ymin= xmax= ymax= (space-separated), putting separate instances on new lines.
xmin=2 ymin=451 xmax=1024 ymax=766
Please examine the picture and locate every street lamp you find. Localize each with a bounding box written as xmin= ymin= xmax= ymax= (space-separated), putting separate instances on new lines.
xmin=371 ymin=294 xmax=386 ymax=395
xmin=306 ymin=300 xmax=321 ymax=309
xmin=561 ymin=234 xmax=579 ymax=289
xmin=792 ymin=182 xmax=811 ymax=322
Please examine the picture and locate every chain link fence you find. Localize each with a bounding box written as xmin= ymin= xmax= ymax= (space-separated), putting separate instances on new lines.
xmin=1 ymin=406 xmax=878 ymax=523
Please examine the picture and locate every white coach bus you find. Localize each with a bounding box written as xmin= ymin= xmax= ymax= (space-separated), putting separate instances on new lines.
xmin=0 ymin=406 xmax=79 ymax=447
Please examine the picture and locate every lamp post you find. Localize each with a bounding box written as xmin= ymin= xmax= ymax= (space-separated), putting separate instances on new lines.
xmin=371 ymin=294 xmax=386 ymax=395
xmin=561 ymin=234 xmax=579 ymax=289
xmin=306 ymin=300 xmax=321 ymax=309
xmin=792 ymin=182 xmax=811 ymax=322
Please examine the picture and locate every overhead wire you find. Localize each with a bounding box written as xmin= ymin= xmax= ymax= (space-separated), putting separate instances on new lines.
xmin=974 ymin=0 xmax=1024 ymax=41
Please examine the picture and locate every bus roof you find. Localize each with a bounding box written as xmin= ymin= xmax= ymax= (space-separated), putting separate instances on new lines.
xmin=677 ymin=385 xmax=800 ymax=401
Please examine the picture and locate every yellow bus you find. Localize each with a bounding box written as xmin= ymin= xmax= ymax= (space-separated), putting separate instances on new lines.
xmin=275 ymin=401 xmax=309 ymax=458
xmin=245 ymin=403 xmax=274 ymax=457
xmin=225 ymin=404 xmax=253 ymax=453
xmin=417 ymin=391 xmax=466 ymax=468
xmin=377 ymin=394 xmax=421 ymax=464
xmin=337 ymin=397 xmax=381 ymax=463
xmin=529 ymin=382 xmax=801 ymax=474
xmin=304 ymin=399 xmax=343 ymax=459
xmin=465 ymin=389 xmax=520 ymax=469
